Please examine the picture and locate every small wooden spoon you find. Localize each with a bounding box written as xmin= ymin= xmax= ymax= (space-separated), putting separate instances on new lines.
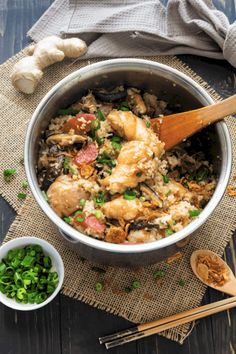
xmin=151 ymin=94 xmax=236 ymax=150
xmin=190 ymin=250 xmax=236 ymax=296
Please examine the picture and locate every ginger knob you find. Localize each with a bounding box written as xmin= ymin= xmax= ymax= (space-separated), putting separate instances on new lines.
xmin=11 ymin=36 xmax=87 ymax=94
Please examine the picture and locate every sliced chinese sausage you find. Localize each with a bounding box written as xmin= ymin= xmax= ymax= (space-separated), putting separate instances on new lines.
xmin=63 ymin=113 xmax=96 ymax=134
xmin=74 ymin=143 xmax=98 ymax=166
xmin=83 ymin=215 xmax=105 ymax=233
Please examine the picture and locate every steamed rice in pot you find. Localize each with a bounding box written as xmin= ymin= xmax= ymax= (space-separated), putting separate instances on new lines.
xmin=37 ymin=87 xmax=216 ymax=244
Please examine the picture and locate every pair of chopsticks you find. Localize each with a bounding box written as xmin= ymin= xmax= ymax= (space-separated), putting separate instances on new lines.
xmin=99 ymin=296 xmax=236 ymax=349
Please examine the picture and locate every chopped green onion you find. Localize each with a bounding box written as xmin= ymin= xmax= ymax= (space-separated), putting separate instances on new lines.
xmin=58 ymin=107 xmax=79 ymax=115
xmin=189 ymin=209 xmax=201 ymax=217
xmin=163 ymin=175 xmax=169 ymax=184
xmin=136 ymin=172 xmax=142 ymax=177
xmin=22 ymin=180 xmax=28 ymax=189
xmin=0 ymin=263 xmax=6 ymax=275
xmin=42 ymin=191 xmax=48 ymax=202
xmin=21 ymin=255 xmax=35 ymax=268
xmin=196 ymin=166 xmax=209 ymax=182
xmin=118 ymin=101 xmax=130 ymax=111
xmin=111 ymin=136 xmax=122 ymax=150
xmin=94 ymin=210 xmax=103 ymax=219
xmin=94 ymin=192 xmax=106 ymax=206
xmin=79 ymin=199 xmax=86 ymax=206
xmin=74 ymin=210 xmax=83 ymax=216
xmin=91 ymin=119 xmax=101 ymax=131
xmin=123 ymin=190 xmax=137 ymax=200
xmin=76 ymin=215 xmax=85 ymax=223
xmin=95 ymin=282 xmax=103 ymax=293
xmin=97 ymin=109 xmax=106 ymax=121
xmin=146 ymin=121 xmax=151 ymax=128
xmin=178 ymin=279 xmax=185 ymax=287
xmin=17 ymin=288 xmax=27 ymax=300
xmin=63 ymin=157 xmax=77 ymax=174
xmin=131 ymin=280 xmax=141 ymax=289
xmin=165 ymin=228 xmax=174 ymax=236
xmin=75 ymin=210 xmax=85 ymax=222
xmin=43 ymin=256 xmax=52 ymax=269
xmin=63 ymin=216 xmax=71 ymax=224
xmin=3 ymin=168 xmax=16 ymax=182
xmin=111 ymin=136 xmax=121 ymax=143
xmin=104 ymin=169 xmax=112 ymax=175
xmin=91 ymin=266 xmax=106 ymax=273
xmin=165 ymin=189 xmax=172 ymax=197
xmin=153 ymin=270 xmax=165 ymax=279
xmin=17 ymin=192 xmax=27 ymax=200
xmin=95 ymin=136 xmax=104 ymax=145
xmin=96 ymin=152 xmax=116 ymax=168
xmin=35 ymin=293 xmax=47 ymax=304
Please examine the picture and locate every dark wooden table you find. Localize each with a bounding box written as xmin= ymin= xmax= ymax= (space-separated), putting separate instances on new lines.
xmin=0 ymin=1 xmax=236 ymax=353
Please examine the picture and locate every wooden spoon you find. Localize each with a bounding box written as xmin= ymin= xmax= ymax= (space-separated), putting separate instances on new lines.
xmin=151 ymin=94 xmax=236 ymax=150
xmin=190 ymin=250 xmax=236 ymax=296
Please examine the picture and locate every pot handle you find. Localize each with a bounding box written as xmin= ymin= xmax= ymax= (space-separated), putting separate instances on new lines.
xmin=58 ymin=228 xmax=79 ymax=244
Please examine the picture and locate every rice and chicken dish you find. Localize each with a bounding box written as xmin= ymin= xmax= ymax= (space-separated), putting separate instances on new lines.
xmin=37 ymin=87 xmax=216 ymax=244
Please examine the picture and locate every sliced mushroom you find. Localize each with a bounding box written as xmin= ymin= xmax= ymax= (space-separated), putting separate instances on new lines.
xmin=41 ymin=155 xmax=64 ymax=191
xmin=143 ymin=92 xmax=158 ymax=116
xmin=127 ymin=88 xmax=146 ymax=115
xmin=143 ymin=93 xmax=167 ymax=116
xmin=140 ymin=183 xmax=163 ymax=207
xmin=129 ymin=221 xmax=158 ymax=231
xmin=93 ymin=88 xmax=127 ymax=102
xmin=81 ymin=93 xmax=97 ymax=113
xmin=46 ymin=134 xmax=86 ymax=147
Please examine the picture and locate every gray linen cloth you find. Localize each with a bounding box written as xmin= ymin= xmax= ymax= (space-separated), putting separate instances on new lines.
xmin=28 ymin=0 xmax=236 ymax=67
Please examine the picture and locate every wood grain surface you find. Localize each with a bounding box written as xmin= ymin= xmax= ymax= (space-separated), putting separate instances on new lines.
xmin=0 ymin=1 xmax=236 ymax=354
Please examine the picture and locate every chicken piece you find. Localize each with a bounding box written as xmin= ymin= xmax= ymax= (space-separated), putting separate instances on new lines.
xmin=107 ymin=110 xmax=164 ymax=156
xmin=127 ymin=88 xmax=147 ymax=115
xmin=101 ymin=140 xmax=157 ymax=194
xmin=127 ymin=229 xmax=158 ymax=243
xmin=168 ymin=200 xmax=195 ymax=221
xmin=102 ymin=197 xmax=144 ymax=221
xmin=153 ymin=178 xmax=195 ymax=204
xmin=47 ymin=175 xmax=90 ymax=217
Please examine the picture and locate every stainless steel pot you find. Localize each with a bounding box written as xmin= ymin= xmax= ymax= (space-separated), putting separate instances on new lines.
xmin=24 ymin=59 xmax=232 ymax=267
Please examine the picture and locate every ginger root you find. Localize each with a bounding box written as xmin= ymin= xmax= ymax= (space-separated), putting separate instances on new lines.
xmin=11 ymin=36 xmax=87 ymax=94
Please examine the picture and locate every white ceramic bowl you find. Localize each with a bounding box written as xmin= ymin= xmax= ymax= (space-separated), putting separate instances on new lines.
xmin=0 ymin=237 xmax=64 ymax=311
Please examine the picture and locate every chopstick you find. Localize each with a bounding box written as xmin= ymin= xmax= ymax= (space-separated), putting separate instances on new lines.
xmin=99 ymin=296 xmax=236 ymax=349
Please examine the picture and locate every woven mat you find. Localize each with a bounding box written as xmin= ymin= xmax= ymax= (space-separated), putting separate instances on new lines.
xmin=1 ymin=49 xmax=236 ymax=344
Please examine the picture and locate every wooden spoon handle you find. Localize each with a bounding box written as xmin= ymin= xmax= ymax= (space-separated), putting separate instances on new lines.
xmin=151 ymin=94 xmax=236 ymax=150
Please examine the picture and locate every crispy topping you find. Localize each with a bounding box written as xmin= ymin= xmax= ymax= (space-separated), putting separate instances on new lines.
xmin=227 ymin=185 xmax=236 ymax=197
xmin=196 ymin=254 xmax=229 ymax=286
xmin=105 ymin=226 xmax=127 ymax=244
xmin=166 ymin=252 xmax=183 ymax=264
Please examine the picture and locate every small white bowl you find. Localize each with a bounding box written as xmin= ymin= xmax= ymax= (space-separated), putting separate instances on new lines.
xmin=0 ymin=237 xmax=64 ymax=311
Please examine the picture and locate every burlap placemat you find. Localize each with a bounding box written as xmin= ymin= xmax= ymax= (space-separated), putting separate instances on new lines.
xmin=1 ymin=49 xmax=236 ymax=344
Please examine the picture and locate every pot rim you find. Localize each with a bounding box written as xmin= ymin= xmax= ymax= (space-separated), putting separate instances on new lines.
xmin=24 ymin=58 xmax=232 ymax=254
